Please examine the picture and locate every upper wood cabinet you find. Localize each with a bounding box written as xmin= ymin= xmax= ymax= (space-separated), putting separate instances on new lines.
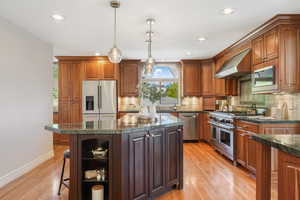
xmin=119 ymin=60 xmax=140 ymax=97
xmin=252 ymin=36 xmax=264 ymax=66
xmin=201 ymin=60 xmax=215 ymax=96
xmin=182 ymin=60 xmax=201 ymax=96
xmin=84 ymin=59 xmax=117 ymax=80
xmin=252 ymin=27 xmax=279 ymax=67
xmin=279 ymin=25 xmax=300 ymax=92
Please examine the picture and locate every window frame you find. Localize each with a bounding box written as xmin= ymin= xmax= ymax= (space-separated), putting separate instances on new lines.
xmin=140 ymin=63 xmax=181 ymax=106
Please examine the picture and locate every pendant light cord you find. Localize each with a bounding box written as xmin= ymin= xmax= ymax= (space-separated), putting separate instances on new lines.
xmin=148 ymin=21 xmax=152 ymax=58
xmin=114 ymin=7 xmax=117 ymax=47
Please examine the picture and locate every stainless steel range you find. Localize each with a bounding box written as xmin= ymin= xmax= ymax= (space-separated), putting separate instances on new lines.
xmin=209 ymin=111 xmax=255 ymax=164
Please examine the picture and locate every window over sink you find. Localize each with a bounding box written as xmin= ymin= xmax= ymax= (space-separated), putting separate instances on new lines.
xmin=141 ymin=63 xmax=180 ymax=105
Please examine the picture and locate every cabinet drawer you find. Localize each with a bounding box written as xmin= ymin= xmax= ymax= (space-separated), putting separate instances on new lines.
xmin=236 ymin=120 xmax=258 ymax=133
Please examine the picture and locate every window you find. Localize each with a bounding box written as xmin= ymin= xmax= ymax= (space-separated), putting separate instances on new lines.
xmin=141 ymin=64 xmax=180 ymax=105
xmin=53 ymin=63 xmax=59 ymax=110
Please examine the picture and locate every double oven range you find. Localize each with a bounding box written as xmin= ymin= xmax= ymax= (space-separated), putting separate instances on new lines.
xmin=209 ymin=111 xmax=253 ymax=164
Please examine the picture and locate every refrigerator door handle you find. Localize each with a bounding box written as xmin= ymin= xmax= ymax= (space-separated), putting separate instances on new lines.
xmin=97 ymin=85 xmax=101 ymax=110
xmin=99 ymin=85 xmax=102 ymax=109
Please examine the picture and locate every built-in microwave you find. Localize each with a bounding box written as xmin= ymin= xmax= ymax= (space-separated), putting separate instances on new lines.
xmin=252 ymin=65 xmax=277 ymax=93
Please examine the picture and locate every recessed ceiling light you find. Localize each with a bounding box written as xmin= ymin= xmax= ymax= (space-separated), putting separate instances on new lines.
xmin=186 ymin=51 xmax=192 ymax=56
xmin=51 ymin=14 xmax=65 ymax=21
xmin=198 ymin=37 xmax=206 ymax=41
xmin=95 ymin=52 xmax=101 ymax=56
xmin=222 ymin=8 xmax=235 ymax=15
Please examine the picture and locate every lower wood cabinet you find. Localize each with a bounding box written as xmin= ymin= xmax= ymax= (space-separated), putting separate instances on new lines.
xmin=235 ymin=120 xmax=258 ymax=173
xmin=278 ymin=150 xmax=300 ymax=200
xmin=128 ymin=127 xmax=183 ymax=200
xmin=129 ymin=131 xmax=149 ymax=200
xmin=199 ymin=113 xmax=211 ymax=142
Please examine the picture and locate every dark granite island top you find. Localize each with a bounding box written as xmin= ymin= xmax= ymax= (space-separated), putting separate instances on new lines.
xmin=45 ymin=114 xmax=183 ymax=134
xmin=252 ymin=134 xmax=300 ymax=158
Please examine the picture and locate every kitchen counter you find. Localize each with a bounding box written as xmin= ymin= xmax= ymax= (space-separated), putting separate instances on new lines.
xmin=238 ymin=117 xmax=300 ymax=124
xmin=45 ymin=113 xmax=183 ymax=134
xmin=252 ymin=134 xmax=300 ymax=158
xmin=118 ymin=105 xmax=207 ymax=113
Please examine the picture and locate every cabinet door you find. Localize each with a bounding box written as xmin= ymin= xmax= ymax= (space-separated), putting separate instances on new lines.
xmin=85 ymin=61 xmax=102 ymax=80
xmin=252 ymin=36 xmax=264 ymax=66
xmin=236 ymin=129 xmax=246 ymax=167
xmin=165 ymin=127 xmax=180 ymax=187
xmin=103 ymin=61 xmax=116 ymax=79
xmin=129 ymin=131 xmax=149 ymax=200
xmin=59 ymin=63 xmax=71 ymax=102
xmin=278 ymin=151 xmax=300 ymax=200
xmin=201 ymin=61 xmax=214 ymax=96
xmin=246 ymin=136 xmax=257 ymax=173
xmin=149 ymin=129 xmax=165 ymax=197
xmin=279 ymin=25 xmax=300 ymax=92
xmin=225 ymin=79 xmax=238 ymax=96
xmin=183 ymin=62 xmax=201 ymax=96
xmin=120 ymin=60 xmax=139 ymax=97
xmin=214 ymin=57 xmax=227 ymax=96
xmin=264 ymin=28 xmax=279 ymax=61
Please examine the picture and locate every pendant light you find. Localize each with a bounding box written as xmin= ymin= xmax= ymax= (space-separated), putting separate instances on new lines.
xmin=144 ymin=18 xmax=156 ymax=75
xmin=107 ymin=1 xmax=122 ymax=63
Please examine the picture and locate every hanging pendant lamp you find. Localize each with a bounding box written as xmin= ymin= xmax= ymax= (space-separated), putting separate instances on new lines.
xmin=107 ymin=1 xmax=122 ymax=63
xmin=144 ymin=18 xmax=156 ymax=75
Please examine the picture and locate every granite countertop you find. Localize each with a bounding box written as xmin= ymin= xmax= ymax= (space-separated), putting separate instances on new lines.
xmin=252 ymin=134 xmax=300 ymax=158
xmin=118 ymin=105 xmax=207 ymax=113
xmin=45 ymin=114 xmax=183 ymax=135
xmin=238 ymin=117 xmax=300 ymax=124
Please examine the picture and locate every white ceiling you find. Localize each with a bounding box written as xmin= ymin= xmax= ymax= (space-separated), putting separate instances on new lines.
xmin=0 ymin=0 xmax=300 ymax=60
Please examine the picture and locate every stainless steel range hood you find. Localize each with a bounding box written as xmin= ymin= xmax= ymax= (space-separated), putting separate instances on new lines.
xmin=215 ymin=49 xmax=251 ymax=79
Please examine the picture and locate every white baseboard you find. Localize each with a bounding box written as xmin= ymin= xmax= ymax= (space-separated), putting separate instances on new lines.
xmin=0 ymin=150 xmax=54 ymax=188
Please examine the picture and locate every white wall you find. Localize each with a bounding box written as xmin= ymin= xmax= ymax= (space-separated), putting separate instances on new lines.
xmin=0 ymin=17 xmax=53 ymax=187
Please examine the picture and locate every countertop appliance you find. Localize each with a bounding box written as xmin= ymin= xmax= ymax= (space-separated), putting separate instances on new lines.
xmin=82 ymin=80 xmax=117 ymax=121
xmin=179 ymin=113 xmax=199 ymax=141
xmin=252 ymin=65 xmax=277 ymax=93
xmin=209 ymin=111 xmax=258 ymax=163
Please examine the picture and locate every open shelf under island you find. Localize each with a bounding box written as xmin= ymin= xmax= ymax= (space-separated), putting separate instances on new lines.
xmin=45 ymin=114 xmax=184 ymax=200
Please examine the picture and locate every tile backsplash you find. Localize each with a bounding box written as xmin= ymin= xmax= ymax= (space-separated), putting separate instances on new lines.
xmin=230 ymin=93 xmax=300 ymax=119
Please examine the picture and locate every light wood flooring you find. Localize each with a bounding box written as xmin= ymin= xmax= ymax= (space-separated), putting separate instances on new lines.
xmin=0 ymin=143 xmax=261 ymax=200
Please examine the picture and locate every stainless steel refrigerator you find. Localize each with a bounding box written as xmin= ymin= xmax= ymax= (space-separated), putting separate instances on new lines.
xmin=82 ymin=80 xmax=117 ymax=121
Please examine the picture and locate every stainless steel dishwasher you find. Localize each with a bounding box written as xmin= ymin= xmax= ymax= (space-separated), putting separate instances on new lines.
xmin=178 ymin=113 xmax=199 ymax=141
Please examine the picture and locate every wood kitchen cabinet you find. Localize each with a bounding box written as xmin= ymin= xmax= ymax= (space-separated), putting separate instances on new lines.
xmin=278 ymin=150 xmax=300 ymax=200
xmin=84 ymin=59 xmax=117 ymax=80
xmin=57 ymin=61 xmax=84 ymax=145
xmin=201 ymin=60 xmax=215 ymax=96
xmin=278 ymin=25 xmax=300 ymax=92
xmin=252 ymin=28 xmax=279 ymax=66
xmin=119 ymin=60 xmax=140 ymax=97
xmin=199 ymin=113 xmax=211 ymax=142
xmin=182 ymin=60 xmax=201 ymax=96
xmin=128 ymin=127 xmax=183 ymax=200
xmin=235 ymin=120 xmax=258 ymax=173
xmin=129 ymin=131 xmax=149 ymax=200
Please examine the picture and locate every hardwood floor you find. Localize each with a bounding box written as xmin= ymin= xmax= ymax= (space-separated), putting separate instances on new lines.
xmin=0 ymin=143 xmax=259 ymax=200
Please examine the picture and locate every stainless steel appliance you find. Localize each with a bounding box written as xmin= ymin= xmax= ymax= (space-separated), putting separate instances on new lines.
xmin=179 ymin=113 xmax=199 ymax=141
xmin=209 ymin=112 xmax=235 ymax=161
xmin=252 ymin=65 xmax=277 ymax=93
xmin=82 ymin=80 xmax=117 ymax=121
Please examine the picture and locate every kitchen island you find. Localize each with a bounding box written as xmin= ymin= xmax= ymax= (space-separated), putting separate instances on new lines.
xmin=252 ymin=134 xmax=300 ymax=200
xmin=45 ymin=114 xmax=184 ymax=200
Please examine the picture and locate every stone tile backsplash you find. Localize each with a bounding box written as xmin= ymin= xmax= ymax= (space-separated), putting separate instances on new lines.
xmin=230 ymin=93 xmax=300 ymax=120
